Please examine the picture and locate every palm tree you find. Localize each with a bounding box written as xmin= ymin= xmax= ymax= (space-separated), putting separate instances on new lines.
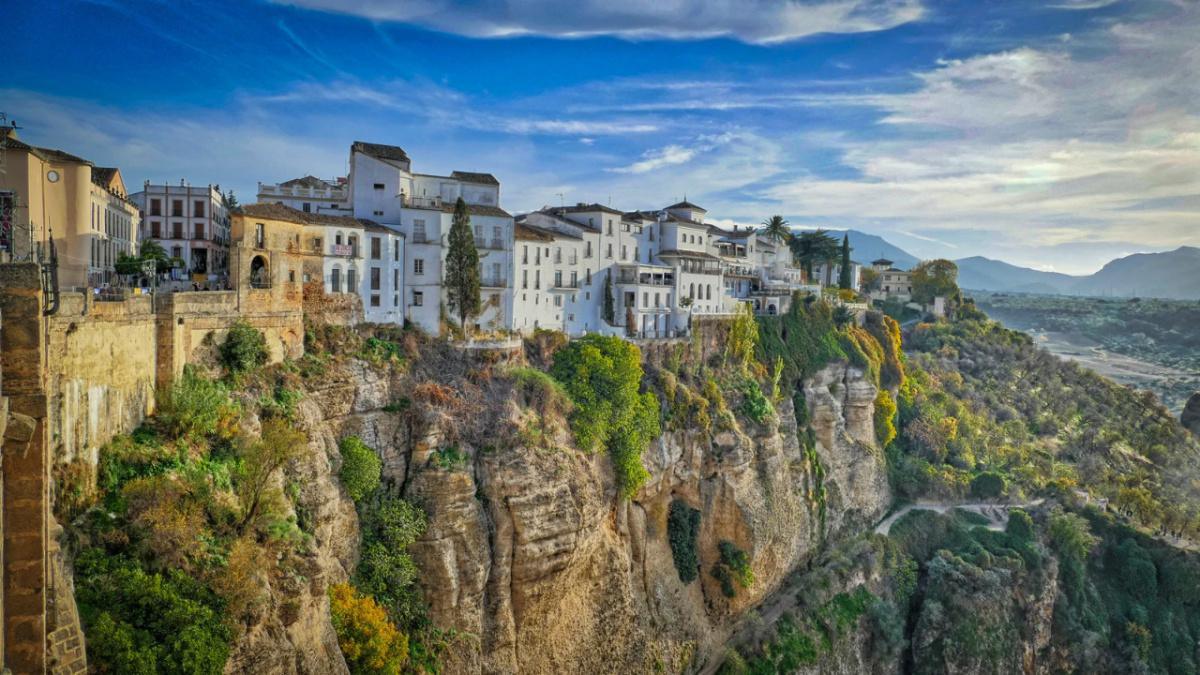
xmin=789 ymin=229 xmax=839 ymax=283
xmin=759 ymin=215 xmax=790 ymax=244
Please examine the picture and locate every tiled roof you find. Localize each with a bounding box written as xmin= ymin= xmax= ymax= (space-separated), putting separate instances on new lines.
xmin=352 ymin=141 xmax=410 ymax=164
xmin=666 ymin=200 xmax=706 ymax=212
xmin=559 ymin=202 xmax=624 ymax=216
xmin=535 ymin=207 xmax=601 ymax=231
xmin=280 ymin=175 xmax=333 ymax=189
xmin=872 ymin=258 xmax=893 ymax=266
xmin=515 ymin=223 xmax=554 ymax=242
xmin=91 ymin=167 xmax=119 ymax=188
xmin=238 ymin=202 xmax=372 ymax=228
xmin=656 ymin=248 xmax=722 ymax=261
xmin=450 ymin=171 xmax=500 ymax=186
xmin=34 ymin=146 xmax=91 ymax=165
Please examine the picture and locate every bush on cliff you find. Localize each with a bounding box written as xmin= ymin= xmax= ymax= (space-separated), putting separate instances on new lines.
xmin=339 ymin=436 xmax=382 ymax=503
xmin=220 ymin=320 xmax=269 ymax=375
xmin=157 ymin=366 xmax=240 ymax=441
xmin=667 ymin=500 xmax=702 ymax=583
xmin=329 ymin=582 xmax=408 ymax=675
xmin=354 ymin=496 xmax=428 ymax=626
xmin=551 ymin=335 xmax=660 ymax=497
xmin=75 ymin=549 xmax=231 ymax=675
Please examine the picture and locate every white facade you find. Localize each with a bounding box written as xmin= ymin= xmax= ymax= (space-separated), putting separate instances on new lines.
xmin=257 ymin=175 xmax=351 ymax=216
xmin=130 ymin=181 xmax=231 ymax=281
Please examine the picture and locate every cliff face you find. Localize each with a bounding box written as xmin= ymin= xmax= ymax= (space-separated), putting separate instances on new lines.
xmin=278 ymin=350 xmax=891 ymax=674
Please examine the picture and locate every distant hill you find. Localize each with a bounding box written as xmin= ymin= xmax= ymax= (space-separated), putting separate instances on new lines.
xmin=792 ymin=228 xmax=921 ymax=270
xmin=956 ymin=247 xmax=1200 ymax=300
xmin=1069 ymin=246 xmax=1200 ymax=300
xmin=954 ymin=256 xmax=1080 ymax=295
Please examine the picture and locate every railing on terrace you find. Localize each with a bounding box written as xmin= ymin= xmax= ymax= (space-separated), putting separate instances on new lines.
xmin=553 ymin=280 xmax=580 ymax=289
xmin=480 ymin=276 xmax=507 ymax=288
xmin=404 ymin=195 xmax=445 ymax=210
xmin=475 ymin=237 xmax=506 ymax=250
xmin=258 ymin=184 xmax=346 ymax=200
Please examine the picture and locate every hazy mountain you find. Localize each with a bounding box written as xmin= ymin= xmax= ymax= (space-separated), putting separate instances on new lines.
xmin=791 ymin=228 xmax=921 ymax=270
xmin=1069 ymin=246 xmax=1200 ymax=300
xmin=954 ymin=256 xmax=1080 ymax=294
xmin=956 ymin=247 xmax=1200 ymax=300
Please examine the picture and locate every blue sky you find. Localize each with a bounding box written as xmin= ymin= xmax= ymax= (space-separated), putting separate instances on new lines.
xmin=5 ymin=0 xmax=1198 ymax=274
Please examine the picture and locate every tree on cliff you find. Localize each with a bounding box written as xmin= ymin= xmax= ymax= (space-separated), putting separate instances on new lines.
xmin=911 ymin=259 xmax=960 ymax=305
xmin=444 ymin=197 xmax=481 ymax=334
xmin=790 ymin=229 xmax=839 ymax=284
xmin=838 ymin=233 xmax=853 ymax=290
xmin=602 ymin=271 xmax=616 ymax=324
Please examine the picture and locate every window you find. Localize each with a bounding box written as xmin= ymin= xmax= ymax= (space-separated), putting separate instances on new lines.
xmin=302 ymin=202 xmax=311 ymax=213
xmin=335 ymin=233 xmax=343 ymax=245
xmin=554 ymin=295 xmax=563 ymax=307
xmin=412 ymin=290 xmax=424 ymax=306
xmin=373 ymin=183 xmax=385 ymax=190
xmin=331 ymin=268 xmax=342 ymax=293
xmin=606 ymin=243 xmax=613 ymax=259
xmin=371 ymin=237 xmax=381 ymax=259
xmin=621 ymin=245 xmax=627 ymax=260
xmin=373 ymin=210 xmax=384 ymax=217
xmin=570 ymin=271 xmax=577 ymax=286
xmin=254 ymin=223 xmax=264 ymax=248
xmin=607 ymin=219 xmax=613 ymax=235
xmin=347 ymin=268 xmax=357 ymax=293
xmin=585 ymin=241 xmax=593 ymax=258
xmin=173 ymin=222 xmax=184 ymax=239
xmin=586 ymin=269 xmax=592 ymax=284
xmin=152 ymin=221 xmax=161 ymax=238
xmin=370 ymin=267 xmax=381 ymax=290
xmin=289 ymin=270 xmax=295 ymax=283
xmin=193 ymin=200 xmax=204 ymax=217
xmin=394 ymin=240 xmax=400 ymax=261
xmin=522 ymin=245 xmax=529 ymax=264
xmin=171 ymin=200 xmax=183 ymax=217
xmin=413 ymin=258 xmax=425 ymax=275
xmin=393 ymin=269 xmax=399 ymax=289
xmin=492 ymin=263 xmax=502 ymax=284
xmin=522 ymin=270 xmax=528 ymax=289
xmin=413 ymin=220 xmax=426 ymax=243
xmin=554 ymin=270 xmax=562 ymax=287
xmin=150 ymin=198 xmax=161 ymax=216
xmin=194 ymin=222 xmax=204 ymax=239
xmin=370 ymin=295 xmax=380 ymax=307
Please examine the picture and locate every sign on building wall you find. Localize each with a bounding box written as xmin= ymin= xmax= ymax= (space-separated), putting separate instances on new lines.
xmin=332 ymin=243 xmax=353 ymax=256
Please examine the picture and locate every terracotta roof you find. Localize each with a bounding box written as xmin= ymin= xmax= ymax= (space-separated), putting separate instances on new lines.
xmin=515 ymin=223 xmax=554 ymax=242
xmin=450 ymin=170 xmax=499 ymax=186
xmin=280 ymin=175 xmax=334 ymax=189
xmin=666 ymin=200 xmax=706 ymax=212
xmin=656 ymin=248 xmax=722 ymax=261
xmin=558 ymin=202 xmax=624 ymax=216
xmin=238 ymin=202 xmax=374 ymax=228
xmin=351 ymin=141 xmax=410 ymax=164
xmin=34 ymin=146 xmax=90 ymax=165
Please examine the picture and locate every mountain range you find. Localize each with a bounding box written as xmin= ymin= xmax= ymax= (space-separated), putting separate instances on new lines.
xmin=804 ymin=229 xmax=1200 ymax=300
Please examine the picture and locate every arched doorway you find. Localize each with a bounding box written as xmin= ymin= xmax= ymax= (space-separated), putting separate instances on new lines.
xmin=250 ymin=255 xmax=270 ymax=288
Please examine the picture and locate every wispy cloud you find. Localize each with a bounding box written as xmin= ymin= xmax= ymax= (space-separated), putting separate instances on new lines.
xmin=272 ymin=0 xmax=926 ymax=44
xmin=607 ymin=133 xmax=735 ymax=174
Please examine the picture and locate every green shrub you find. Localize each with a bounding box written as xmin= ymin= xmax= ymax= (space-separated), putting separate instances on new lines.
xmin=220 ymin=320 xmax=268 ymax=375
xmin=509 ymin=366 xmax=573 ymax=415
xmin=339 ymin=436 xmax=382 ymax=503
xmin=969 ymin=471 xmax=1006 ymax=500
xmin=156 ymin=367 xmax=240 ymax=440
xmin=667 ymin=500 xmax=702 ymax=583
xmin=354 ymin=496 xmax=428 ymax=626
xmin=75 ymin=550 xmax=231 ymax=674
xmin=430 ymin=445 xmax=468 ymax=471
xmin=551 ymin=335 xmax=660 ymax=497
xmin=712 ymin=540 xmax=754 ymax=597
xmin=359 ymin=337 xmax=405 ymax=367
xmin=740 ymin=379 xmax=773 ymax=424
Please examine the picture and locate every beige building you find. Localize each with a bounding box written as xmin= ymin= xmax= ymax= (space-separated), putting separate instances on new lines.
xmin=0 ymin=126 xmax=139 ymax=288
xmin=870 ymin=258 xmax=913 ymax=301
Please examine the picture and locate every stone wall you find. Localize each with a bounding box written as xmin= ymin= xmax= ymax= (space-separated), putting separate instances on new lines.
xmin=46 ymin=293 xmax=157 ymax=467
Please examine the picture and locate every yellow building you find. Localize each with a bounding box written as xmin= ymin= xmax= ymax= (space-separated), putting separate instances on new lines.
xmin=229 ymin=203 xmax=307 ymax=313
xmin=0 ymin=126 xmax=139 ymax=288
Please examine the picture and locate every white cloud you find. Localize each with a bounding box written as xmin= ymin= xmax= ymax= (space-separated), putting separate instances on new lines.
xmin=608 ymin=133 xmax=736 ymax=174
xmin=272 ymin=0 xmax=925 ymax=44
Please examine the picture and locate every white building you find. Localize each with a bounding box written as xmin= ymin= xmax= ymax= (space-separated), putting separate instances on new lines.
xmin=88 ymin=167 xmax=139 ymax=287
xmin=344 ymin=141 xmax=514 ymax=333
xmin=130 ymin=181 xmax=231 ymax=282
xmin=257 ymin=175 xmax=351 ymax=216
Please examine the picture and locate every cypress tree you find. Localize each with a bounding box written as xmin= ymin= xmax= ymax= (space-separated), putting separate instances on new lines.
xmin=838 ymin=233 xmax=853 ymax=290
xmin=602 ymin=271 xmax=616 ymax=324
xmin=445 ymin=197 xmax=482 ymax=334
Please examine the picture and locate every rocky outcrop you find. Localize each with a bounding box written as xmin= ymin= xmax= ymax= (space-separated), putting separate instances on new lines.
xmin=1183 ymin=392 xmax=1200 ymax=437
xmin=275 ymin=353 xmax=893 ymax=674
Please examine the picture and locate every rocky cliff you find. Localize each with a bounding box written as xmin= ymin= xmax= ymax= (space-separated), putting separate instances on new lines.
xmin=272 ymin=335 xmax=891 ymax=674
xmin=1183 ymin=392 xmax=1200 ymax=437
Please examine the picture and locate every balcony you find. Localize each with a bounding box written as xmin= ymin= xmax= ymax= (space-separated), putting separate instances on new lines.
xmin=552 ymin=280 xmax=580 ymax=290
xmin=403 ymin=195 xmax=446 ymax=210
xmin=615 ymin=264 xmax=674 ymax=287
xmin=329 ymin=244 xmax=360 ymax=258
xmin=258 ymin=183 xmax=347 ymax=200
xmin=481 ymin=276 xmax=507 ymax=288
